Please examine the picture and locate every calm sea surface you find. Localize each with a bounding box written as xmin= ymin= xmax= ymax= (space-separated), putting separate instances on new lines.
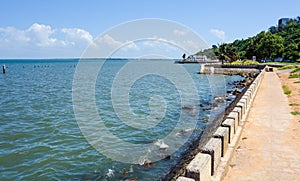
xmin=0 ymin=59 xmax=243 ymax=180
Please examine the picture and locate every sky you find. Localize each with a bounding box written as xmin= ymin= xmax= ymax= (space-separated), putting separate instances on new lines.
xmin=0 ymin=0 xmax=299 ymax=59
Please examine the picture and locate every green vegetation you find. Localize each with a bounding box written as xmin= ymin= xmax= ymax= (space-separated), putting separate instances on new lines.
xmin=229 ymin=60 xmax=259 ymax=65
xmin=291 ymin=111 xmax=300 ymax=115
xmin=195 ymin=48 xmax=218 ymax=60
xmin=291 ymin=67 xmax=300 ymax=73
xmin=294 ymin=81 xmax=300 ymax=83
xmin=278 ymin=65 xmax=295 ymax=70
xmin=289 ymin=74 xmax=299 ymax=78
xmin=263 ymin=62 xmax=300 ymax=65
xmin=282 ymin=85 xmax=292 ymax=95
xmin=289 ymin=103 xmax=300 ymax=106
xmin=196 ymin=17 xmax=300 ymax=62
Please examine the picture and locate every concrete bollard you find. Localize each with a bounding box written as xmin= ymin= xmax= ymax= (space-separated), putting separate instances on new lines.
xmin=249 ymin=85 xmax=255 ymax=92
xmin=240 ymin=98 xmax=248 ymax=111
xmin=213 ymin=127 xmax=229 ymax=157
xmin=201 ymin=138 xmax=222 ymax=176
xmin=233 ymin=107 xmax=242 ymax=124
xmin=245 ymin=91 xmax=252 ymax=100
xmin=227 ymin=112 xmax=239 ymax=130
xmin=177 ymin=176 xmax=196 ymax=181
xmin=222 ymin=119 xmax=235 ymax=143
xmin=185 ymin=153 xmax=211 ymax=181
xmin=245 ymin=95 xmax=250 ymax=106
xmin=236 ymin=102 xmax=245 ymax=119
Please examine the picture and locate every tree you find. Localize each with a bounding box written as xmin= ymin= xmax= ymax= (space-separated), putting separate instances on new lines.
xmin=283 ymin=43 xmax=300 ymax=60
xmin=218 ymin=43 xmax=240 ymax=63
xmin=269 ymin=26 xmax=278 ymax=34
xmin=258 ymin=32 xmax=284 ymax=60
xmin=197 ymin=16 xmax=300 ymax=62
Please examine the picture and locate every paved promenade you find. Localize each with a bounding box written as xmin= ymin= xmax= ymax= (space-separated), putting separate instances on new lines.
xmin=223 ymin=72 xmax=300 ymax=181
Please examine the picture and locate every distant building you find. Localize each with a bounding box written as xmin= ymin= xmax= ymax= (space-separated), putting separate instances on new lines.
xmin=195 ymin=55 xmax=207 ymax=62
xmin=278 ymin=18 xmax=290 ymax=26
xmin=184 ymin=55 xmax=208 ymax=62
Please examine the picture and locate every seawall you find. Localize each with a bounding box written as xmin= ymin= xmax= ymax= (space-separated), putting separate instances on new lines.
xmin=175 ymin=67 xmax=266 ymax=181
xmin=199 ymin=64 xmax=264 ymax=75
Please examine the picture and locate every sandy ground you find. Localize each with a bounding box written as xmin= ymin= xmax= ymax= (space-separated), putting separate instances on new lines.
xmin=223 ymin=71 xmax=300 ymax=181
xmin=277 ymin=69 xmax=300 ymax=122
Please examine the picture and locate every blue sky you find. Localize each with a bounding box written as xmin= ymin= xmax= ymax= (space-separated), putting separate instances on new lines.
xmin=0 ymin=0 xmax=299 ymax=58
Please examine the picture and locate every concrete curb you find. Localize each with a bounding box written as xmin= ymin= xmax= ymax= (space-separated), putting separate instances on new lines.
xmin=177 ymin=69 xmax=265 ymax=181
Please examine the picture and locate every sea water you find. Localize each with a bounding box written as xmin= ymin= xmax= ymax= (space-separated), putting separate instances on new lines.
xmin=0 ymin=59 xmax=243 ymax=180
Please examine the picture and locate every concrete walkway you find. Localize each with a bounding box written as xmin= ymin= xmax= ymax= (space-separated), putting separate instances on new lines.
xmin=223 ymin=72 xmax=300 ymax=181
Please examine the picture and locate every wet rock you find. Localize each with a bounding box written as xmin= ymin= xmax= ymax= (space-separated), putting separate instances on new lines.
xmin=182 ymin=105 xmax=194 ymax=110
xmin=139 ymin=160 xmax=153 ymax=167
xmin=124 ymin=177 xmax=138 ymax=181
xmin=154 ymin=139 xmax=169 ymax=151
xmin=214 ymin=96 xmax=226 ymax=103
xmin=202 ymin=118 xmax=209 ymax=123
xmin=211 ymin=102 xmax=218 ymax=108
xmin=233 ymin=88 xmax=242 ymax=95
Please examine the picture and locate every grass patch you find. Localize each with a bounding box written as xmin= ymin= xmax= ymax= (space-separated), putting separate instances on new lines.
xmin=289 ymin=74 xmax=300 ymax=78
xmin=243 ymin=60 xmax=259 ymax=65
xmin=264 ymin=62 xmax=300 ymax=66
xmin=291 ymin=111 xmax=300 ymax=115
xmin=230 ymin=60 xmax=259 ymax=65
xmin=294 ymin=81 xmax=300 ymax=83
xmin=278 ymin=65 xmax=295 ymax=70
xmin=290 ymin=103 xmax=300 ymax=106
xmin=291 ymin=67 xmax=300 ymax=73
xmin=230 ymin=61 xmax=243 ymax=65
xmin=282 ymin=85 xmax=292 ymax=95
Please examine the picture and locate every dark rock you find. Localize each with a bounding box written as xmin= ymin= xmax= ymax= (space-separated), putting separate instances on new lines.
xmin=202 ymin=118 xmax=209 ymax=123
xmin=182 ymin=105 xmax=194 ymax=110
xmin=124 ymin=178 xmax=138 ymax=181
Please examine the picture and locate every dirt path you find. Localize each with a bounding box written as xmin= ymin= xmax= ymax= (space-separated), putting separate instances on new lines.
xmin=223 ymin=71 xmax=300 ymax=181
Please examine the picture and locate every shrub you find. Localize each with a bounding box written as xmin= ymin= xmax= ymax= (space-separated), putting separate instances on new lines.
xmin=291 ymin=67 xmax=300 ymax=73
xmin=231 ymin=61 xmax=243 ymax=65
xmin=289 ymin=103 xmax=300 ymax=106
xmin=230 ymin=60 xmax=259 ymax=65
xmin=243 ymin=60 xmax=259 ymax=65
xmin=289 ymin=74 xmax=299 ymax=78
xmin=282 ymin=85 xmax=292 ymax=95
xmin=278 ymin=65 xmax=295 ymax=70
xmin=291 ymin=111 xmax=300 ymax=115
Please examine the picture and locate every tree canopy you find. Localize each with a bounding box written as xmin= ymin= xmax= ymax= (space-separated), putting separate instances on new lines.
xmin=196 ymin=16 xmax=300 ymax=62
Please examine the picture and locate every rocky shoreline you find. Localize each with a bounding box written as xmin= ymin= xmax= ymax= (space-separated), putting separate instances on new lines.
xmin=160 ymin=72 xmax=258 ymax=181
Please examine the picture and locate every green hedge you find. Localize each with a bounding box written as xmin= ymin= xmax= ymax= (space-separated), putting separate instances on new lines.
xmin=278 ymin=65 xmax=295 ymax=70
xmin=230 ymin=60 xmax=259 ymax=65
xmin=291 ymin=67 xmax=300 ymax=73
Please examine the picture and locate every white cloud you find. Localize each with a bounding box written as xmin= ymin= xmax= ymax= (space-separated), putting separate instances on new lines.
xmin=0 ymin=23 xmax=58 ymax=47
xmin=100 ymin=34 xmax=123 ymax=48
xmin=173 ymin=29 xmax=187 ymax=36
xmin=84 ymin=34 xmax=140 ymax=58
xmin=210 ymin=29 xmax=226 ymax=41
xmin=0 ymin=26 xmax=30 ymax=43
xmin=92 ymin=34 xmax=142 ymax=51
xmin=0 ymin=23 xmax=96 ymax=58
xmin=26 ymin=23 xmax=57 ymax=47
xmin=61 ymin=28 xmax=93 ymax=44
